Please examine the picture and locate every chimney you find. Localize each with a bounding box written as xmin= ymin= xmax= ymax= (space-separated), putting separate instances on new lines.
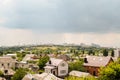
xmin=84 ymin=58 xmax=88 ymax=63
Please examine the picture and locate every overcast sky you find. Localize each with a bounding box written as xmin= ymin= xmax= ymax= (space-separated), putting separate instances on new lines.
xmin=0 ymin=0 xmax=120 ymax=47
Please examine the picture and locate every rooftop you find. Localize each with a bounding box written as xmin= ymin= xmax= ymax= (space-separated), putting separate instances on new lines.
xmin=0 ymin=57 xmax=16 ymax=63
xmin=69 ymin=70 xmax=90 ymax=77
xmin=83 ymin=56 xmax=113 ymax=67
xmin=46 ymin=58 xmax=64 ymax=66
xmin=22 ymin=73 xmax=63 ymax=80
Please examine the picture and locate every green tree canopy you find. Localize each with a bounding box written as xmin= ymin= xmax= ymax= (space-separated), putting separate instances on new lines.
xmin=38 ymin=56 xmax=49 ymax=69
xmin=69 ymin=60 xmax=85 ymax=72
xmin=111 ymin=49 xmax=114 ymax=57
xmin=99 ymin=59 xmax=120 ymax=80
xmin=0 ymin=70 xmax=3 ymax=77
xmin=65 ymin=76 xmax=97 ymax=80
xmin=103 ymin=49 xmax=108 ymax=56
xmin=11 ymin=68 xmax=27 ymax=80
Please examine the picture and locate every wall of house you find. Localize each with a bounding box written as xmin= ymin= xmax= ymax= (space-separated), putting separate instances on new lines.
xmin=51 ymin=69 xmax=58 ymax=76
xmin=45 ymin=68 xmax=58 ymax=76
xmin=45 ymin=68 xmax=52 ymax=73
xmin=58 ymin=61 xmax=68 ymax=77
xmin=84 ymin=66 xmax=99 ymax=76
xmin=0 ymin=62 xmax=16 ymax=69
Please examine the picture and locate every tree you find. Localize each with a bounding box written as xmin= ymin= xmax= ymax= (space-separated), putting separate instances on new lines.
xmin=99 ymin=59 xmax=120 ymax=80
xmin=17 ymin=52 xmax=26 ymax=61
xmin=38 ymin=56 xmax=49 ymax=69
xmin=11 ymin=68 xmax=27 ymax=80
xmin=11 ymin=56 xmax=16 ymax=59
xmin=0 ymin=70 xmax=3 ymax=77
xmin=88 ymin=50 xmax=95 ymax=55
xmin=103 ymin=49 xmax=108 ymax=56
xmin=88 ymin=50 xmax=92 ymax=55
xmin=69 ymin=60 xmax=85 ymax=72
xmin=65 ymin=76 xmax=97 ymax=80
xmin=111 ymin=49 xmax=114 ymax=57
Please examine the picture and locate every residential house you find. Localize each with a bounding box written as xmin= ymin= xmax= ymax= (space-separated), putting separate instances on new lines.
xmin=22 ymin=54 xmax=38 ymax=62
xmin=16 ymin=61 xmax=29 ymax=68
xmin=16 ymin=61 xmax=39 ymax=72
xmin=0 ymin=57 xmax=16 ymax=79
xmin=0 ymin=57 xmax=16 ymax=69
xmin=44 ymin=58 xmax=68 ymax=77
xmin=83 ymin=56 xmax=113 ymax=76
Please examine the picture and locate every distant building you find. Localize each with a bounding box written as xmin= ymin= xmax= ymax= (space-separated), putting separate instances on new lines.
xmin=83 ymin=56 xmax=113 ymax=76
xmin=4 ymin=54 xmax=17 ymax=57
xmin=44 ymin=58 xmax=68 ymax=77
xmin=22 ymin=54 xmax=38 ymax=62
xmin=114 ymin=48 xmax=120 ymax=58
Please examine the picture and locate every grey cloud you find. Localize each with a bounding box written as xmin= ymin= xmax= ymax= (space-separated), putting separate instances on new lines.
xmin=1 ymin=0 xmax=120 ymax=33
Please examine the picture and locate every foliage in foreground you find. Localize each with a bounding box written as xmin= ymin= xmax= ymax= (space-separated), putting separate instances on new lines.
xmin=0 ymin=70 xmax=3 ymax=77
xmin=99 ymin=58 xmax=120 ymax=80
xmin=11 ymin=68 xmax=27 ymax=80
xmin=65 ymin=76 xmax=97 ymax=80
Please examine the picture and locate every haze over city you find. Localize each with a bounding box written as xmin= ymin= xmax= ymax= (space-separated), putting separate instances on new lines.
xmin=0 ymin=0 xmax=120 ymax=47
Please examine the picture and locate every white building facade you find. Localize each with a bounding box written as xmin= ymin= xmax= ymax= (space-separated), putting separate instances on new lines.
xmin=44 ymin=58 xmax=68 ymax=77
xmin=114 ymin=48 xmax=120 ymax=58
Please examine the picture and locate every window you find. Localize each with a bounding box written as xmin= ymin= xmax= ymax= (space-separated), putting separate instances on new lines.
xmin=60 ymin=70 xmax=66 ymax=74
xmin=8 ymin=63 xmax=10 ymax=67
xmin=4 ymin=70 xmax=8 ymax=74
xmin=61 ymin=63 xmax=65 ymax=67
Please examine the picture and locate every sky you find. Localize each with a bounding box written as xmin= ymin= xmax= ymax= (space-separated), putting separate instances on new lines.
xmin=0 ymin=0 xmax=120 ymax=47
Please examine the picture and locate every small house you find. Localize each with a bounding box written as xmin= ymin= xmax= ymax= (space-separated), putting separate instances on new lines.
xmin=83 ymin=56 xmax=113 ymax=76
xmin=44 ymin=58 xmax=68 ymax=77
